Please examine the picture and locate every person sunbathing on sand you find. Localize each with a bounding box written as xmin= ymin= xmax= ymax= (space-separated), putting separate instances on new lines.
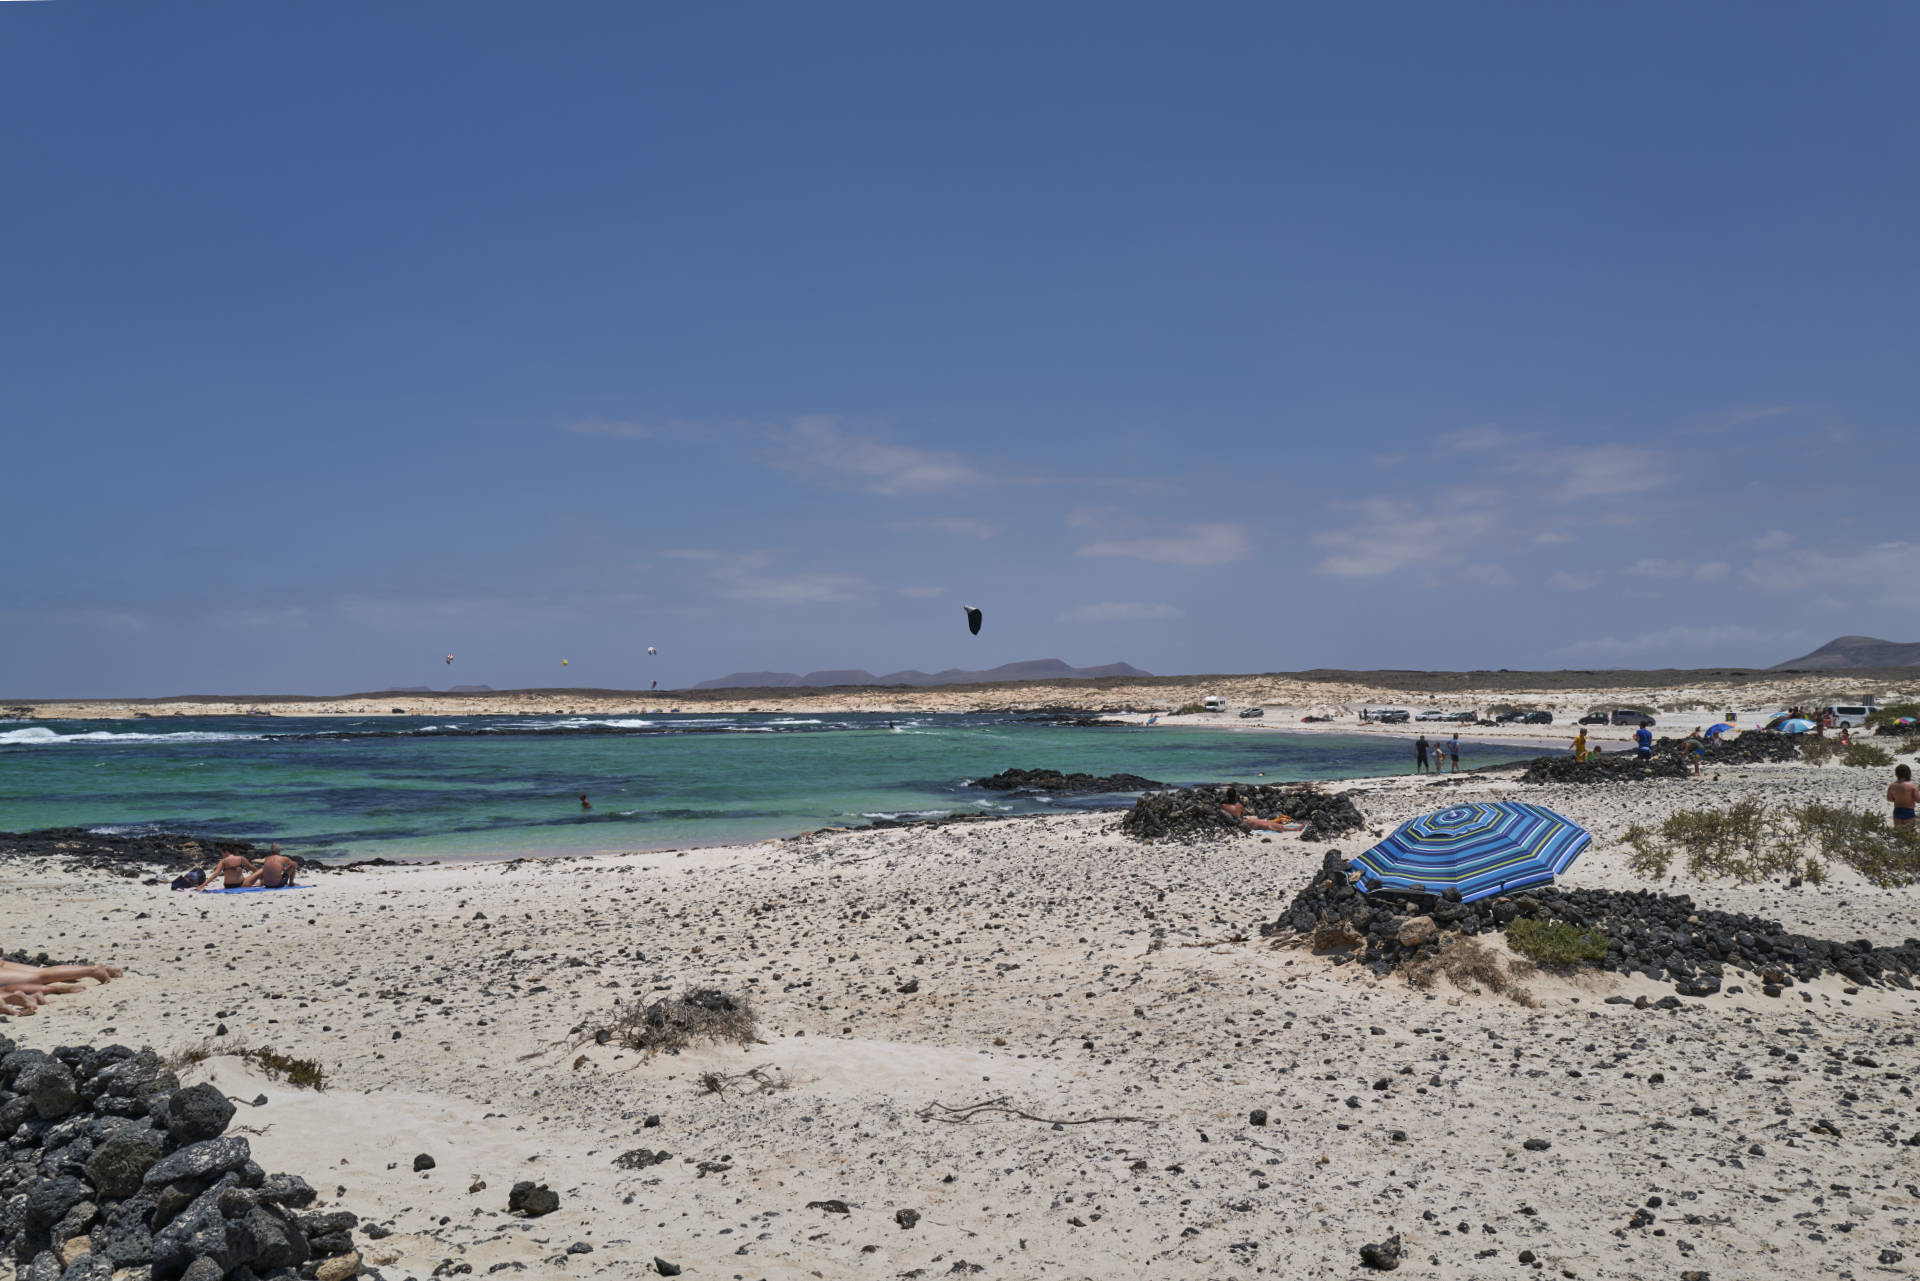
xmin=242 ymin=845 xmax=299 ymax=888
xmin=1220 ymin=787 xmax=1294 ymax=833
xmin=197 ymin=848 xmax=257 ymax=891
xmin=0 ymin=960 xmax=123 ymax=1013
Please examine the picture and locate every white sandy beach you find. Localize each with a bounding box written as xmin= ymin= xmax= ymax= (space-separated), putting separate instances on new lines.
xmin=6 ymin=747 xmax=1917 ymax=1281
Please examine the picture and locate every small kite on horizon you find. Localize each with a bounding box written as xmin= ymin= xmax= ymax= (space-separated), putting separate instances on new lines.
xmin=964 ymin=605 xmax=982 ymax=636
xmin=647 ymin=646 xmax=657 ymax=655
xmin=445 ymin=654 xmax=454 ymax=664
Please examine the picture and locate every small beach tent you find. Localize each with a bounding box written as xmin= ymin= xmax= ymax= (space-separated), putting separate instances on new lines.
xmin=1351 ymin=801 xmax=1591 ymax=905
xmin=1777 ymin=718 xmax=1816 ymax=734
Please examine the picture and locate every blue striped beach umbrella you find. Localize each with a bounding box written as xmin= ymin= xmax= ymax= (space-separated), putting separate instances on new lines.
xmin=1352 ymin=801 xmax=1591 ymax=904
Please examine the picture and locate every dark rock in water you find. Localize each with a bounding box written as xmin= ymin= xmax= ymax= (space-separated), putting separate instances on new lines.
xmin=1359 ymin=1233 xmax=1404 ymax=1270
xmin=162 ymin=1083 xmax=235 ymax=1144
xmin=1121 ymin=784 xmax=1366 ymax=843
xmin=971 ymin=767 xmax=1166 ymax=794
xmin=509 ymin=1181 xmax=559 ymax=1217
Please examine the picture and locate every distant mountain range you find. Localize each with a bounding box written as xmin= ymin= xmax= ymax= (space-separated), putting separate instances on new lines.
xmin=693 ymin=658 xmax=1153 ymax=690
xmin=1772 ymin=636 xmax=1920 ymax=670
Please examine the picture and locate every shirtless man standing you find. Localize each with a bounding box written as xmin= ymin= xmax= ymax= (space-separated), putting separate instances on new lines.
xmin=1890 ymin=764 xmax=1919 ymax=827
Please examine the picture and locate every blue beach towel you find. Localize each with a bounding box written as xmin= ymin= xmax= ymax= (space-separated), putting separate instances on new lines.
xmin=204 ymin=884 xmax=309 ymax=893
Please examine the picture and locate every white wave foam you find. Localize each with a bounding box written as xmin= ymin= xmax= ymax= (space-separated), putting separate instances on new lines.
xmin=858 ymin=809 xmax=948 ymax=820
xmin=0 ymin=727 xmax=261 ymax=746
xmin=768 ymin=718 xmax=824 ymax=725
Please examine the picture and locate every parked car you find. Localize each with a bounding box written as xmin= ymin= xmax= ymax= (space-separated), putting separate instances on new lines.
xmin=1578 ymin=713 xmax=1608 ymax=725
xmin=1609 ymin=709 xmax=1655 ymax=727
xmin=1202 ymin=696 xmax=1229 ymax=712
xmin=1373 ymin=709 xmax=1411 ymax=723
xmin=1516 ymin=711 xmax=1552 ymax=725
xmin=1416 ymin=710 xmax=1450 ymax=722
xmin=1833 ymin=705 xmax=1871 ymax=728
xmin=1239 ymin=706 xmax=1264 ymax=718
xmin=1446 ymin=711 xmax=1477 ymax=723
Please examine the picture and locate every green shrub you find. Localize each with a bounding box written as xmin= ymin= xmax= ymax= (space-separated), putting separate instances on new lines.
xmin=1790 ymin=803 xmax=1920 ymax=887
xmin=1841 ymin=742 xmax=1893 ymax=768
xmin=1865 ymin=702 xmax=1920 ymax=729
xmin=1625 ymin=801 xmax=1805 ymax=883
xmin=1797 ymin=736 xmax=1839 ymax=765
xmin=1506 ymin=917 xmax=1611 ymax=967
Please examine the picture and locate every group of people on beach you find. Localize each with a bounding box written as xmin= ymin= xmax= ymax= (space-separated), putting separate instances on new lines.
xmin=1 ymin=959 xmax=121 ymax=1016
xmin=1413 ymin=733 xmax=1461 ymax=774
xmin=171 ymin=843 xmax=300 ymax=892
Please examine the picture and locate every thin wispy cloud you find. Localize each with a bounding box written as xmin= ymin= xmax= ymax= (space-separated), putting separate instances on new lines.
xmin=1621 ymin=558 xmax=1730 ymax=582
xmin=1078 ymin=523 xmax=1251 ymax=568
xmin=900 ymin=585 xmax=945 ymax=599
xmin=1311 ymin=494 xmax=1498 ymax=578
xmin=719 ymin=571 xmax=866 ymax=604
xmin=893 ymin=517 xmax=998 ymax=539
xmin=1057 ymin=601 xmax=1182 ymax=623
xmin=1560 ymin=624 xmax=1795 ymax=662
xmin=1539 ymin=446 xmax=1675 ymax=502
xmin=1535 ymin=531 xmax=1573 ymax=545
xmin=566 ymin=418 xmax=656 ymax=439
xmin=1741 ymin=540 xmax=1920 ymax=606
xmin=1548 ymin=569 xmax=1602 ymax=592
xmin=1439 ymin=425 xmax=1529 ymax=452
xmin=1687 ymin=405 xmax=1798 ymax=433
xmin=765 ymin=416 xmax=985 ymax=494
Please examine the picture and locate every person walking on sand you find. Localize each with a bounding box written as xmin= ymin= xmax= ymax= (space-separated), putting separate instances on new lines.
xmin=1447 ymin=733 xmax=1461 ymax=773
xmin=1414 ymin=733 xmax=1430 ymax=774
xmin=1890 ymin=764 xmax=1919 ymax=827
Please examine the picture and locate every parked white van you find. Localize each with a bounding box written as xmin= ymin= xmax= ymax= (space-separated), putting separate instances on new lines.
xmin=1832 ymin=705 xmax=1871 ymax=729
xmin=1202 ymin=696 xmax=1229 ymax=712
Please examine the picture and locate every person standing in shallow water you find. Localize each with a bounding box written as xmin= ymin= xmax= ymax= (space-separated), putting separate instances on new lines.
xmin=1414 ymin=733 xmax=1430 ymax=774
xmin=579 ymin=793 xmax=592 ymax=811
xmin=1890 ymin=764 xmax=1918 ymax=827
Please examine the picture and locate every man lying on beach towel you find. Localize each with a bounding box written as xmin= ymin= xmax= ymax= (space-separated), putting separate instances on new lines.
xmin=1220 ymin=788 xmax=1300 ymax=833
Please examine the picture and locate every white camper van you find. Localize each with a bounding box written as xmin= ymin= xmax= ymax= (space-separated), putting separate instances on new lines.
xmin=1202 ymin=696 xmax=1229 ymax=712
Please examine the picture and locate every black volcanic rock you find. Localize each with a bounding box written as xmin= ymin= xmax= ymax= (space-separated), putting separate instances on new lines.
xmin=1120 ymin=784 xmax=1366 ymax=843
xmin=971 ymin=768 xmax=1165 ymax=793
xmin=1772 ymin=635 xmax=1920 ymax=670
xmin=694 ymin=658 xmax=1152 ymax=690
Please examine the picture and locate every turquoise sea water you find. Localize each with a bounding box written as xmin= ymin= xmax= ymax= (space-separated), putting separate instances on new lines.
xmin=0 ymin=713 xmax=1535 ymax=861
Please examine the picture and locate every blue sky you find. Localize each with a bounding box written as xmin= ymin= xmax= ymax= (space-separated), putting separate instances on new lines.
xmin=4 ymin=2 xmax=1916 ymax=696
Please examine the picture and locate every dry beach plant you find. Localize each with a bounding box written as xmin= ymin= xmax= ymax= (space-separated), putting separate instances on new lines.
xmin=1402 ymin=934 xmax=1538 ymax=1008
xmin=586 ymin=986 xmax=762 ymax=1056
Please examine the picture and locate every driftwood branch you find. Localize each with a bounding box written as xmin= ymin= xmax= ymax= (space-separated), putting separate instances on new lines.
xmin=916 ymin=1097 xmax=1156 ymax=1127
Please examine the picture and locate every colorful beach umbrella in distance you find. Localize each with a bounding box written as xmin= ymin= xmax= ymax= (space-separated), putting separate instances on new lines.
xmin=1351 ymin=801 xmax=1592 ymax=905
xmin=1706 ymin=722 xmax=1734 ymax=737
xmin=1778 ymin=718 xmax=1815 ymax=734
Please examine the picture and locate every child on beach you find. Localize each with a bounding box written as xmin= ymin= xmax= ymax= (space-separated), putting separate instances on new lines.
xmin=1571 ymin=729 xmax=1589 ymax=762
xmin=1890 ymin=764 xmax=1918 ymax=827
